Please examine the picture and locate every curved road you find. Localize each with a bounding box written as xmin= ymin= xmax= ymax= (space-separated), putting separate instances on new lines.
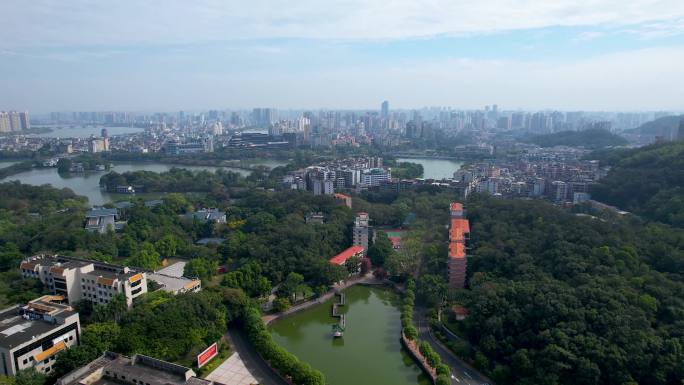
xmin=226 ymin=328 xmax=290 ymax=385
xmin=414 ymin=307 xmax=493 ymax=385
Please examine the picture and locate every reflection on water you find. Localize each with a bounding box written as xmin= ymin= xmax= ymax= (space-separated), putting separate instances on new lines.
xmin=270 ymin=285 xmax=430 ymax=385
xmin=31 ymin=126 xmax=144 ymax=138
xmin=1 ymin=161 xmax=286 ymax=206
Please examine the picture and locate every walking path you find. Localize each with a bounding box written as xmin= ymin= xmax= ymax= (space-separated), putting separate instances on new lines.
xmin=262 ymin=273 xmax=382 ymax=325
xmin=204 ymin=351 xmax=259 ymax=385
xmin=223 ymin=328 xmax=290 ymax=385
xmin=414 ymin=307 xmax=493 ymax=385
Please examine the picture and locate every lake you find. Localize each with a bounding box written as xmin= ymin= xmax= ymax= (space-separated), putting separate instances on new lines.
xmin=269 ymin=285 xmax=430 ymax=385
xmin=396 ymin=157 xmax=464 ymax=180
xmin=0 ymin=162 xmax=271 ymax=206
xmin=31 ymin=126 xmax=144 ymax=138
xmin=0 ymin=161 xmax=18 ymax=169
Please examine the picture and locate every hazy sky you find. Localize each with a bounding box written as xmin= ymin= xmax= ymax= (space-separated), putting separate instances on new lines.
xmin=2 ymin=0 xmax=684 ymax=112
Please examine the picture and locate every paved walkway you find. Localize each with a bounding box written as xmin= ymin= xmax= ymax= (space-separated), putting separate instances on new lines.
xmin=205 ymin=351 xmax=259 ymax=385
xmin=225 ymin=328 xmax=290 ymax=385
xmin=262 ymin=273 xmax=382 ymax=325
xmin=414 ymin=307 xmax=493 ymax=385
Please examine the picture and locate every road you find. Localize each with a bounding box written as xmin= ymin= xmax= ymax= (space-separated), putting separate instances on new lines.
xmin=226 ymin=328 xmax=290 ymax=385
xmin=414 ymin=307 xmax=493 ymax=385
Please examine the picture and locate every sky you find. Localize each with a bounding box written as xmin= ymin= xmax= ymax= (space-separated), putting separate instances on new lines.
xmin=1 ymin=0 xmax=684 ymax=113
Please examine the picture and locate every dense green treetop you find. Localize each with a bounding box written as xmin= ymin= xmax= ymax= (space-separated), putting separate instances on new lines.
xmin=591 ymin=140 xmax=684 ymax=227
xmin=524 ymin=128 xmax=628 ymax=149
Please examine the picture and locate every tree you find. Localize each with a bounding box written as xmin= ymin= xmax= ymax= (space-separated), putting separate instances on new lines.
xmin=367 ymin=231 xmax=393 ymax=266
xmin=345 ymin=256 xmax=361 ymax=274
xmin=13 ymin=369 xmax=46 ymax=385
xmin=360 ymin=258 xmax=372 ymax=275
xmin=404 ymin=325 xmax=417 ymax=340
xmin=184 ymin=258 xmax=218 ymax=283
xmin=155 ymin=235 xmax=178 ymax=258
xmin=128 ymin=241 xmax=160 ymax=269
xmin=278 ymin=272 xmax=305 ymax=299
xmin=417 ymin=274 xmax=447 ymax=307
xmin=81 ymin=322 xmax=121 ymax=353
xmin=56 ymin=158 xmax=72 ymax=174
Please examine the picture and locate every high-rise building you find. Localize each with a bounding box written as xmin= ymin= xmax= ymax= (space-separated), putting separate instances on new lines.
xmin=381 ymin=101 xmax=389 ymax=118
xmin=353 ymin=212 xmax=369 ymax=251
xmin=0 ymin=112 xmax=10 ymax=133
xmin=19 ymin=111 xmax=30 ymax=130
xmin=678 ymin=118 xmax=684 ymax=140
xmin=448 ymin=202 xmax=469 ymax=289
xmin=8 ymin=111 xmax=21 ymax=131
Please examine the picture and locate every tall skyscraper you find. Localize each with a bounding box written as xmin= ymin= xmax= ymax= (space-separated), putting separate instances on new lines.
xmin=8 ymin=111 xmax=21 ymax=131
xmin=678 ymin=117 xmax=684 ymax=140
xmin=381 ymin=100 xmax=389 ymax=118
xmin=0 ymin=112 xmax=10 ymax=133
xmin=19 ymin=111 xmax=30 ymax=130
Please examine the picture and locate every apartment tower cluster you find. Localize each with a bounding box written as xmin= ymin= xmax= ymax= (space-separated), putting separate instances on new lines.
xmin=448 ymin=202 xmax=470 ymax=289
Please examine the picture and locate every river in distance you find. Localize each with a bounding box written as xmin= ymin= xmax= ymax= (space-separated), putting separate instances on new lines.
xmin=0 ymin=160 xmax=286 ymax=206
xmin=395 ymin=157 xmax=464 ymax=180
xmin=31 ymin=126 xmax=145 ymax=138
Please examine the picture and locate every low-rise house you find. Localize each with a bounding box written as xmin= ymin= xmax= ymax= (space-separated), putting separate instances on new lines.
xmin=85 ymin=207 xmax=119 ymax=233
xmin=0 ymin=295 xmax=81 ymax=376
xmin=182 ymin=208 xmax=226 ymax=224
xmin=305 ymin=212 xmax=325 ymax=224
xmin=56 ymin=351 xmax=213 ymax=385
xmin=329 ymin=246 xmax=365 ymax=266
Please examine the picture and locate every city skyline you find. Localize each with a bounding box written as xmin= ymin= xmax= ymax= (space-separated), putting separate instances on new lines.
xmin=2 ymin=1 xmax=684 ymax=112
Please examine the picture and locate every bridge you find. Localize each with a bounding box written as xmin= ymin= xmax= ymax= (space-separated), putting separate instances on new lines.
xmin=331 ymin=291 xmax=346 ymax=337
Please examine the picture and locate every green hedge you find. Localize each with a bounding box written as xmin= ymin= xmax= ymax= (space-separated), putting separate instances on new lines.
xmin=243 ymin=306 xmax=325 ymax=385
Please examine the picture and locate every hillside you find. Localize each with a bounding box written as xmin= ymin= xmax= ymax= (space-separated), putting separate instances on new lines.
xmin=465 ymin=196 xmax=684 ymax=385
xmin=591 ymin=140 xmax=684 ymax=227
xmin=525 ymin=128 xmax=628 ymax=149
xmin=628 ymin=115 xmax=683 ymax=137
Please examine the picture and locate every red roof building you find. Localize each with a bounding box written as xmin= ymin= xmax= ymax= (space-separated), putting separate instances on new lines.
xmin=448 ymin=202 xmax=469 ymax=289
xmin=329 ymin=246 xmax=365 ymax=265
xmin=333 ymin=193 xmax=352 ymax=208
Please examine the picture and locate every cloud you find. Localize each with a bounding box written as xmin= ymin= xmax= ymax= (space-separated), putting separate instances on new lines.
xmin=2 ymin=0 xmax=684 ymax=47
xmin=3 ymin=45 xmax=683 ymax=111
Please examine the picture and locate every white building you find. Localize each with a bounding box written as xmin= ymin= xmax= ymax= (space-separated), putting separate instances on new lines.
xmin=20 ymin=255 xmax=147 ymax=307
xmin=0 ymin=295 xmax=81 ymax=376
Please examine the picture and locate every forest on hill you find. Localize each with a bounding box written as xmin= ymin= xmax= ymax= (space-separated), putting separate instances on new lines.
xmin=591 ymin=140 xmax=684 ymax=227
xmin=628 ymin=115 xmax=683 ymax=137
xmin=524 ymin=128 xmax=628 ymax=149
xmin=461 ymin=195 xmax=684 ymax=385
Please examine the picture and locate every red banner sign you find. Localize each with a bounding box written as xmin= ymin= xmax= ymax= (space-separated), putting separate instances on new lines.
xmin=197 ymin=342 xmax=218 ymax=368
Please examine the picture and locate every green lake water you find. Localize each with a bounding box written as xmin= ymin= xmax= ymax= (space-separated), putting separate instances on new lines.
xmin=269 ymin=285 xmax=430 ymax=385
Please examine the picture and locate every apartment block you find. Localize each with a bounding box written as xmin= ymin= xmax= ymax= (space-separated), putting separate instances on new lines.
xmin=0 ymin=295 xmax=81 ymax=376
xmin=352 ymin=212 xmax=370 ymax=251
xmin=448 ymin=202 xmax=470 ymax=289
xmin=20 ymin=255 xmax=147 ymax=307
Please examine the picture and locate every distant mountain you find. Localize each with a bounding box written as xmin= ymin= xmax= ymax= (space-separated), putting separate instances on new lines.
xmin=591 ymin=139 xmax=684 ymax=227
xmin=525 ymin=128 xmax=628 ymax=149
xmin=628 ymin=115 xmax=683 ymax=138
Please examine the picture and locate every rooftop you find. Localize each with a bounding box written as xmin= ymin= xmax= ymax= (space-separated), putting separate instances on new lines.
xmin=86 ymin=208 xmax=118 ymax=218
xmin=57 ymin=352 xmax=212 ymax=385
xmin=329 ymin=246 xmax=365 ymax=265
xmin=0 ymin=295 xmax=77 ymax=349
xmin=147 ymin=273 xmax=200 ymax=293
